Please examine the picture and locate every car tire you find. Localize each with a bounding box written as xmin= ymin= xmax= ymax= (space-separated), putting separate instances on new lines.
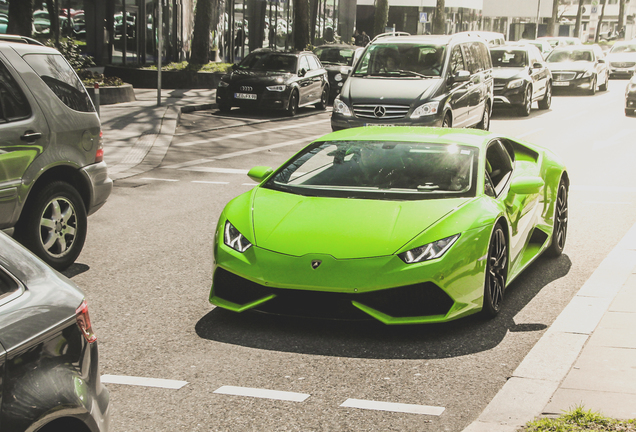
xmin=519 ymin=86 xmax=532 ymax=117
xmin=481 ymin=223 xmax=507 ymax=318
xmin=538 ymin=81 xmax=552 ymax=110
xmin=442 ymin=113 xmax=452 ymax=128
xmin=545 ymin=179 xmax=568 ymax=258
xmin=588 ymin=76 xmax=597 ymax=95
xmin=316 ymin=86 xmax=328 ymax=110
xmin=599 ymin=73 xmax=609 ymax=91
xmin=286 ymin=91 xmax=299 ymax=117
xmin=476 ymin=102 xmax=490 ymax=130
xmin=14 ymin=181 xmax=87 ymax=271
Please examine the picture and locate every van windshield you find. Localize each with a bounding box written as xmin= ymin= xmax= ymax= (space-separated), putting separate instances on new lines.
xmin=352 ymin=44 xmax=445 ymax=78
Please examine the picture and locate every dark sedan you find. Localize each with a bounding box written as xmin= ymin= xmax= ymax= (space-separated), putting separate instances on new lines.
xmin=490 ymin=44 xmax=552 ymax=116
xmin=546 ymin=46 xmax=609 ymax=95
xmin=314 ymin=44 xmax=362 ymax=101
xmin=216 ymin=49 xmax=329 ymax=116
xmin=0 ymin=232 xmax=110 ymax=432
xmin=626 ymin=74 xmax=636 ymax=115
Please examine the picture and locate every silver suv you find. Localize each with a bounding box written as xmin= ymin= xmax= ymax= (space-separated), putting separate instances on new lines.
xmin=0 ymin=41 xmax=112 ymax=270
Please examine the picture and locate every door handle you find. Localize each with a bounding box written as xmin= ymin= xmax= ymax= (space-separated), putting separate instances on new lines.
xmin=21 ymin=131 xmax=42 ymax=142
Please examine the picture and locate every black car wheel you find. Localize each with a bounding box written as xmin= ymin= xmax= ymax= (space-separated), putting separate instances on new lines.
xmin=599 ymin=73 xmax=609 ymax=91
xmin=476 ymin=103 xmax=490 ymax=130
xmin=519 ymin=86 xmax=532 ymax=117
xmin=482 ymin=223 xmax=507 ymax=318
xmin=442 ymin=113 xmax=452 ymax=128
xmin=15 ymin=181 xmax=87 ymax=271
xmin=316 ymin=86 xmax=328 ymax=110
xmin=286 ymin=91 xmax=299 ymax=117
xmin=588 ymin=76 xmax=597 ymax=95
xmin=538 ymin=81 xmax=552 ymax=110
xmin=545 ymin=180 xmax=568 ymax=258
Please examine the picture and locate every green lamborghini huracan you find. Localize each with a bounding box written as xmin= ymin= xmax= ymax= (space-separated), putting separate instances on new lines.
xmin=210 ymin=127 xmax=568 ymax=324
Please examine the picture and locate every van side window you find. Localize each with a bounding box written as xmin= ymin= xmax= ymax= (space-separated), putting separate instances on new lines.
xmin=0 ymin=61 xmax=31 ymax=123
xmin=463 ymin=42 xmax=488 ymax=73
xmin=479 ymin=42 xmax=492 ymax=69
xmin=450 ymin=45 xmax=465 ymax=76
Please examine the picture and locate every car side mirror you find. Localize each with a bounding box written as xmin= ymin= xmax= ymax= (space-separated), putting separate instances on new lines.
xmin=533 ymin=62 xmax=543 ymax=69
xmin=298 ymin=68 xmax=307 ymax=77
xmin=247 ymin=166 xmax=273 ymax=183
xmin=598 ymin=58 xmax=605 ymax=64
xmin=509 ymin=176 xmax=544 ymax=195
xmin=452 ymin=70 xmax=470 ymax=84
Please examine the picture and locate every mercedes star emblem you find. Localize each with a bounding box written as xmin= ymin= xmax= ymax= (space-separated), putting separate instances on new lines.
xmin=311 ymin=260 xmax=322 ymax=269
xmin=374 ymin=106 xmax=386 ymax=118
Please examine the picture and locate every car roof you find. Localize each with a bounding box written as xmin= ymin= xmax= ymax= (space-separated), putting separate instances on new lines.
xmin=371 ymin=33 xmax=485 ymax=46
xmin=0 ymin=41 xmax=60 ymax=55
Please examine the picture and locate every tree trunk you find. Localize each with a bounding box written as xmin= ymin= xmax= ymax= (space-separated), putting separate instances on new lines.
xmin=293 ymin=0 xmax=310 ymax=50
xmin=373 ymin=0 xmax=389 ymax=37
xmin=595 ymin=0 xmax=606 ymax=43
xmin=618 ymin=0 xmax=626 ymax=35
xmin=573 ymin=0 xmax=584 ymax=38
xmin=432 ymin=0 xmax=445 ymax=35
xmin=46 ymin=0 xmax=61 ymax=46
xmin=7 ymin=0 xmax=34 ymax=36
xmin=548 ymin=0 xmax=560 ymax=37
xmin=191 ymin=0 xmax=214 ymax=64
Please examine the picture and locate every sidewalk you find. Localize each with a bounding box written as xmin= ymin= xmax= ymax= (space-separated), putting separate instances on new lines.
xmin=98 ymin=87 xmax=636 ymax=431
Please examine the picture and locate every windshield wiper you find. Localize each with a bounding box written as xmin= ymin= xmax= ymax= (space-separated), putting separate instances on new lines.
xmin=395 ymin=70 xmax=430 ymax=78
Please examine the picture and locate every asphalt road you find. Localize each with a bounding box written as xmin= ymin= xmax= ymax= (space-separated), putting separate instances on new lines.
xmin=69 ymin=79 xmax=636 ymax=432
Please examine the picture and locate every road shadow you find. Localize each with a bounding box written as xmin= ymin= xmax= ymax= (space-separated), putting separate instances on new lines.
xmin=210 ymin=105 xmax=330 ymax=120
xmin=195 ymin=254 xmax=572 ymax=359
xmin=62 ymin=263 xmax=90 ymax=278
xmin=491 ymin=106 xmax=552 ymax=121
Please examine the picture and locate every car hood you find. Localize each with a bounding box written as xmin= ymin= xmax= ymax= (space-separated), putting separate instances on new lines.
xmin=225 ymin=71 xmax=293 ymax=84
xmin=251 ymin=188 xmax=470 ymax=259
xmin=346 ymin=76 xmax=441 ymax=105
xmin=492 ymin=68 xmax=525 ymax=80
xmin=547 ymin=62 xmax=592 ymax=72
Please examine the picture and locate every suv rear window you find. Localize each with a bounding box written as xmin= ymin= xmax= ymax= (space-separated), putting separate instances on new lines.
xmin=0 ymin=61 xmax=31 ymax=122
xmin=22 ymin=54 xmax=94 ymax=113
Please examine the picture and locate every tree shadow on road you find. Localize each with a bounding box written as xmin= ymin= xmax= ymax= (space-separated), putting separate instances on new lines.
xmin=195 ymin=254 xmax=572 ymax=360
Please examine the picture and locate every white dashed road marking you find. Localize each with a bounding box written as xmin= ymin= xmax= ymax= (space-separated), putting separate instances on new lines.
xmin=213 ymin=385 xmax=311 ymax=402
xmin=183 ymin=167 xmax=250 ymax=174
xmin=340 ymin=398 xmax=445 ymax=416
xmin=191 ymin=180 xmax=230 ymax=184
xmin=140 ymin=177 xmax=179 ymax=182
xmin=101 ymin=375 xmax=188 ymax=389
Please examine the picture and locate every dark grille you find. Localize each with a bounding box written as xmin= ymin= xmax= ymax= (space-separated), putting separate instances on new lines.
xmin=213 ymin=268 xmax=454 ymax=319
xmin=353 ymin=104 xmax=410 ymax=119
xmin=552 ymin=72 xmax=576 ymax=81
xmin=611 ymin=62 xmax=635 ymax=68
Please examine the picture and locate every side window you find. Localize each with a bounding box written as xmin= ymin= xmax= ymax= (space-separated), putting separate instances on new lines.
xmin=0 ymin=60 xmax=32 ymax=123
xmin=480 ymin=43 xmax=492 ymax=69
xmin=461 ymin=43 xmax=477 ymax=74
xmin=450 ymin=45 xmax=465 ymax=76
xmin=308 ymin=56 xmax=321 ymax=70
xmin=0 ymin=266 xmax=21 ymax=304
xmin=22 ymin=53 xmax=94 ymax=113
xmin=485 ymin=140 xmax=513 ymax=196
xmin=298 ymin=56 xmax=310 ymax=73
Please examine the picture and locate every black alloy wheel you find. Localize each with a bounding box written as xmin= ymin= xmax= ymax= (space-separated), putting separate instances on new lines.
xmin=286 ymin=91 xmax=299 ymax=117
xmin=588 ymin=76 xmax=597 ymax=95
xmin=316 ymin=86 xmax=328 ymax=110
xmin=538 ymin=81 xmax=552 ymax=110
xmin=482 ymin=223 xmax=507 ymax=318
xmin=477 ymin=103 xmax=490 ymax=130
xmin=519 ymin=86 xmax=532 ymax=117
xmin=545 ymin=180 xmax=568 ymax=257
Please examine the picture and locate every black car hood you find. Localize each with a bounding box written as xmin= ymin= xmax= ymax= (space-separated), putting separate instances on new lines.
xmin=225 ymin=70 xmax=293 ymax=84
xmin=492 ymin=68 xmax=525 ymax=80
xmin=345 ymin=76 xmax=442 ymax=105
xmin=547 ymin=62 xmax=592 ymax=73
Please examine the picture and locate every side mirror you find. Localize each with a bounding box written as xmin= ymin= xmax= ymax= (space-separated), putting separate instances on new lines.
xmin=598 ymin=58 xmax=606 ymax=64
xmin=509 ymin=176 xmax=544 ymax=195
xmin=298 ymin=68 xmax=307 ymax=77
xmin=247 ymin=166 xmax=273 ymax=183
xmin=533 ymin=62 xmax=543 ymax=69
xmin=452 ymin=70 xmax=471 ymax=83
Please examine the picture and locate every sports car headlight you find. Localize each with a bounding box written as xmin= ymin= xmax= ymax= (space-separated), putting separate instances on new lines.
xmin=224 ymin=221 xmax=252 ymax=253
xmin=266 ymin=85 xmax=286 ymax=92
xmin=507 ymin=79 xmax=524 ymax=89
xmin=410 ymin=101 xmax=439 ymax=118
xmin=218 ymin=81 xmax=230 ymax=88
xmin=582 ymin=69 xmax=593 ymax=78
xmin=398 ymin=234 xmax=460 ymax=264
xmin=333 ymin=96 xmax=352 ymax=116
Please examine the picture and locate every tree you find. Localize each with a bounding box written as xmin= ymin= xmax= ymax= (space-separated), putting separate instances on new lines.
xmin=191 ymin=0 xmax=214 ymax=64
xmin=574 ymin=0 xmax=584 ymax=38
xmin=373 ymin=0 xmax=389 ymax=37
xmin=7 ymin=0 xmax=34 ymax=36
xmin=46 ymin=0 xmax=61 ymax=46
xmin=432 ymin=0 xmax=445 ymax=35
xmin=595 ymin=0 xmax=606 ymax=43
xmin=293 ymin=0 xmax=310 ymax=50
xmin=618 ymin=0 xmax=627 ymax=36
xmin=547 ymin=0 xmax=560 ymax=37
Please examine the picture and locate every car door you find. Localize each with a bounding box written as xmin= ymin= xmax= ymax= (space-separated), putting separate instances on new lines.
xmin=306 ymin=55 xmax=325 ymax=104
xmin=447 ymin=45 xmax=470 ymax=127
xmin=460 ymin=42 xmax=484 ymax=127
xmin=0 ymin=52 xmax=49 ymax=229
xmin=296 ymin=55 xmax=314 ymax=106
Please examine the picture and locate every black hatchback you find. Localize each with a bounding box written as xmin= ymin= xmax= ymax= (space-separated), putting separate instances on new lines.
xmin=216 ymin=49 xmax=329 ymax=116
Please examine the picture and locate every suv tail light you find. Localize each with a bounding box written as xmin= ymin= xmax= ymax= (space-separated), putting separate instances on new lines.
xmin=76 ymin=299 xmax=97 ymax=343
xmin=95 ymin=130 xmax=104 ymax=163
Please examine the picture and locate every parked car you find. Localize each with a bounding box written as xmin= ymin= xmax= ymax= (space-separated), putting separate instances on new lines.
xmin=210 ymin=127 xmax=568 ymax=323
xmin=313 ymin=43 xmax=362 ymax=102
xmin=490 ymin=44 xmax=552 ymax=116
xmin=0 ymin=40 xmax=112 ymax=270
xmin=332 ymin=34 xmax=493 ymax=131
xmin=606 ymin=41 xmax=636 ymax=78
xmin=625 ymin=74 xmax=636 ymax=115
xmin=538 ymin=36 xmax=582 ymax=48
xmin=455 ymin=31 xmax=506 ymax=46
xmin=514 ymin=39 xmax=552 ymax=58
xmin=0 ymin=232 xmax=110 ymax=431
xmin=216 ymin=48 xmax=329 ymax=116
xmin=545 ymin=45 xmax=609 ymax=95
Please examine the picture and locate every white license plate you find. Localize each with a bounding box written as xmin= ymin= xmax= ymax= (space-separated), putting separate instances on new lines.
xmin=235 ymin=93 xmax=257 ymax=100
xmin=553 ymin=81 xmax=570 ymax=86
xmin=364 ymin=123 xmax=395 ymax=127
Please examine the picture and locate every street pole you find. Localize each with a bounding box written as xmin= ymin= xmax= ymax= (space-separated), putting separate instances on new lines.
xmin=536 ymin=0 xmax=541 ymax=39
xmin=157 ymin=0 xmax=162 ymax=107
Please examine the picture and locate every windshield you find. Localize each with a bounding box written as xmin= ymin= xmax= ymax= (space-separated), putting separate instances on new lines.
xmin=314 ymin=46 xmax=356 ymax=66
xmin=353 ymin=43 xmax=446 ymax=78
xmin=491 ymin=49 xmax=528 ymax=67
xmin=546 ymin=49 xmax=593 ymax=63
xmin=610 ymin=43 xmax=636 ymax=54
xmin=264 ymin=141 xmax=478 ymax=200
xmin=238 ymin=52 xmax=297 ymax=73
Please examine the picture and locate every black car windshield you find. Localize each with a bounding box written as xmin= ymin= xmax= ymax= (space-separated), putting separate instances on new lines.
xmin=491 ymin=49 xmax=528 ymax=67
xmin=610 ymin=43 xmax=636 ymax=54
xmin=546 ymin=49 xmax=593 ymax=62
xmin=238 ymin=52 xmax=297 ymax=73
xmin=314 ymin=46 xmax=356 ymax=66
xmin=353 ymin=43 xmax=445 ymax=77
xmin=264 ymin=141 xmax=478 ymax=200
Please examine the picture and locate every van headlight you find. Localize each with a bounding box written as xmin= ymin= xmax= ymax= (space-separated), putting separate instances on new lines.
xmin=333 ymin=96 xmax=352 ymax=116
xmin=410 ymin=101 xmax=439 ymax=119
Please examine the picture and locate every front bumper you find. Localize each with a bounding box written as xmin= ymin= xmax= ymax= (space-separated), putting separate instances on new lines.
xmin=551 ymin=75 xmax=595 ymax=91
xmin=493 ymin=86 xmax=526 ymax=106
xmin=609 ymin=65 xmax=635 ymax=77
xmin=216 ymin=87 xmax=291 ymax=111
xmin=210 ymin=225 xmax=490 ymax=324
xmin=331 ymin=111 xmax=444 ymax=131
xmin=80 ymin=161 xmax=113 ymax=216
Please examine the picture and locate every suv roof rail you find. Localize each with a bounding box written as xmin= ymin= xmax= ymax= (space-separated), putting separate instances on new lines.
xmin=0 ymin=35 xmax=45 ymax=46
xmin=370 ymin=31 xmax=411 ymax=43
